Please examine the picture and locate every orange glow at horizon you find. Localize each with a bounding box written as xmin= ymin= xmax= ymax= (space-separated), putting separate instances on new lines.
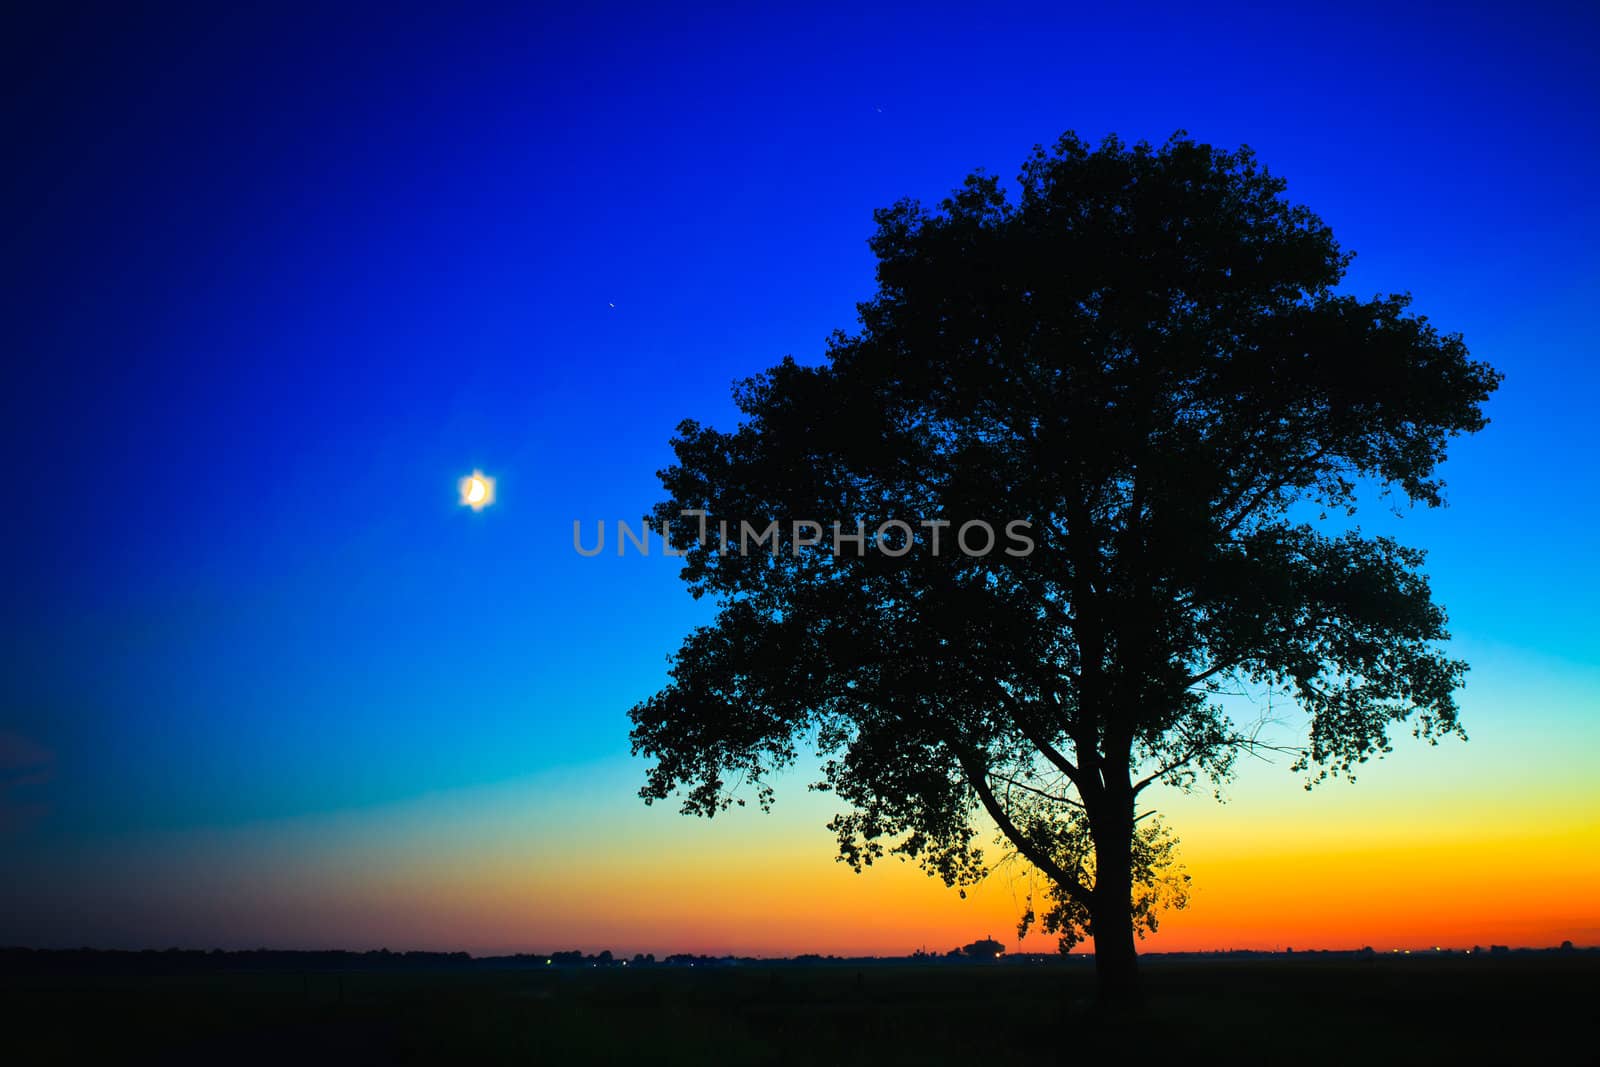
xmin=175 ymin=828 xmax=1595 ymax=959
xmin=56 ymin=756 xmax=1592 ymax=959
xmin=23 ymin=690 xmax=1596 ymax=960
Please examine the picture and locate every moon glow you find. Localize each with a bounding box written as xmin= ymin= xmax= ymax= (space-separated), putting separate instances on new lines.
xmin=459 ymin=471 xmax=495 ymax=510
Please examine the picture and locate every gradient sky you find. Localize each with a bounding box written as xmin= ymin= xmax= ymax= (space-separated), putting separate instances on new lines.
xmin=2 ymin=3 xmax=1596 ymax=956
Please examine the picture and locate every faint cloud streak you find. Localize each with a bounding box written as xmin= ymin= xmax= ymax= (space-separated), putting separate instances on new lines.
xmin=0 ymin=731 xmax=54 ymax=833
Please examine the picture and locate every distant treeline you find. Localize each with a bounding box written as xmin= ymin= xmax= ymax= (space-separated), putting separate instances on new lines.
xmin=0 ymin=943 xmax=1586 ymax=975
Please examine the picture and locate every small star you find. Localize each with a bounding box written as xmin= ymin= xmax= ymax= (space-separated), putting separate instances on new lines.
xmin=608 ymin=302 xmax=616 ymax=308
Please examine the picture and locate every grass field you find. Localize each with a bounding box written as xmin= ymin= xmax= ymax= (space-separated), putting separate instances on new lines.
xmin=5 ymin=954 xmax=1595 ymax=1065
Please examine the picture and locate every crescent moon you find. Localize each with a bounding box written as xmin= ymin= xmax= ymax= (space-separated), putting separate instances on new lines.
xmin=466 ymin=477 xmax=487 ymax=504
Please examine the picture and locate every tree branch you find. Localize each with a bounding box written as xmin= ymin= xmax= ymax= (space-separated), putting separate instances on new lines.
xmin=993 ymin=682 xmax=1083 ymax=785
xmin=1131 ymin=733 xmax=1302 ymax=795
xmin=1217 ymin=445 xmax=1331 ymax=536
xmin=952 ymin=744 xmax=1094 ymax=907
xmin=990 ymin=769 xmax=1085 ymax=809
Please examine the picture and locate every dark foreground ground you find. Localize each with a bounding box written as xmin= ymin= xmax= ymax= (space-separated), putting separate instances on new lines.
xmin=4 ymin=953 xmax=1596 ymax=1065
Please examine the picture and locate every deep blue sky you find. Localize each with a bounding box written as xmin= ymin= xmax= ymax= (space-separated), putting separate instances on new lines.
xmin=2 ymin=2 xmax=1596 ymax=872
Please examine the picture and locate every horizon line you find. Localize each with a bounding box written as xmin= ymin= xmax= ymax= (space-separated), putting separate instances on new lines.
xmin=4 ymin=941 xmax=1590 ymax=960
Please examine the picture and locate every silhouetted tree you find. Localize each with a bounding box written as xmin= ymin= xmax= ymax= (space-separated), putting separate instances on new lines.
xmin=963 ymin=937 xmax=1006 ymax=959
xmin=629 ymin=133 xmax=1500 ymax=1007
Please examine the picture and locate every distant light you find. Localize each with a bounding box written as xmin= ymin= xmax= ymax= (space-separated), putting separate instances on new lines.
xmin=459 ymin=471 xmax=495 ymax=511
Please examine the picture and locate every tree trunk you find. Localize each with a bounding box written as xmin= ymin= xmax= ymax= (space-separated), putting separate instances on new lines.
xmin=1090 ymin=800 xmax=1144 ymax=1010
xmin=1091 ymin=898 xmax=1142 ymax=1009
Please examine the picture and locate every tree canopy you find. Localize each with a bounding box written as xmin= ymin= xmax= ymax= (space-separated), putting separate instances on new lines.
xmin=628 ymin=132 xmax=1501 ymax=1004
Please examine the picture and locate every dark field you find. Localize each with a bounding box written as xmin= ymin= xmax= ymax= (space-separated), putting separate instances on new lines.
xmin=5 ymin=954 xmax=1596 ymax=1065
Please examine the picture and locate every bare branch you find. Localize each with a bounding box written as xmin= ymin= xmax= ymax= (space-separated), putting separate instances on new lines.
xmin=952 ymin=743 xmax=1093 ymax=908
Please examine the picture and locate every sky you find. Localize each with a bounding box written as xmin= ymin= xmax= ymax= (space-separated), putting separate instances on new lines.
xmin=1 ymin=2 xmax=1596 ymax=956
